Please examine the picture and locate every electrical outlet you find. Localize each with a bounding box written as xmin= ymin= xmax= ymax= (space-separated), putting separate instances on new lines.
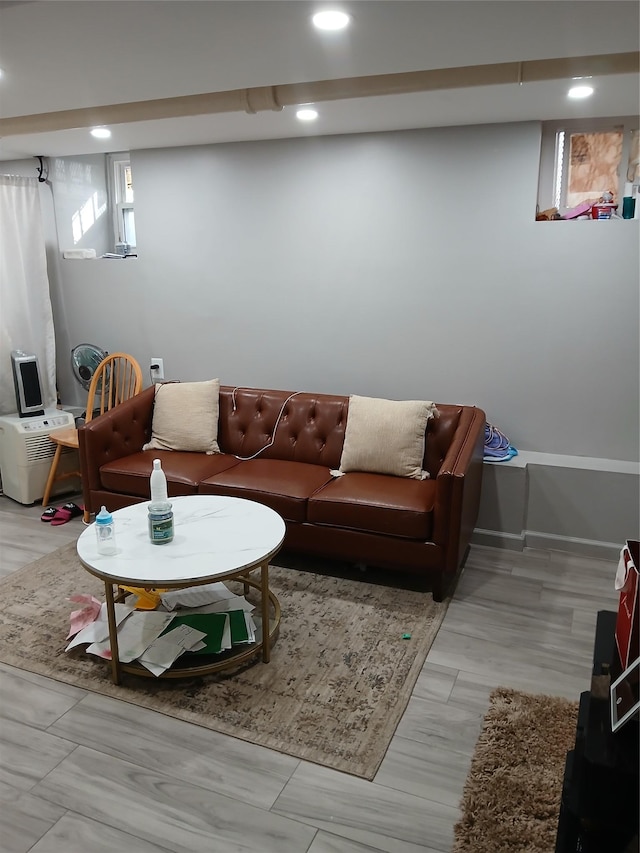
xmin=150 ymin=357 xmax=164 ymax=382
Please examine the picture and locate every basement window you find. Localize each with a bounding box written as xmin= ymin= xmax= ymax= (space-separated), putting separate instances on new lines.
xmin=537 ymin=118 xmax=639 ymax=219
xmin=107 ymin=153 xmax=136 ymax=253
xmin=556 ymin=129 xmax=623 ymax=209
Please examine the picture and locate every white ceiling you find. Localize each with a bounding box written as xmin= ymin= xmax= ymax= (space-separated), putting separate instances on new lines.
xmin=0 ymin=0 xmax=638 ymax=161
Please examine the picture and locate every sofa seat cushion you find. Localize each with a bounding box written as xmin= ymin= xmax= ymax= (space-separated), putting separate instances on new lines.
xmin=199 ymin=459 xmax=333 ymax=523
xmin=308 ymin=473 xmax=436 ymax=539
xmin=100 ymin=451 xmax=241 ymax=498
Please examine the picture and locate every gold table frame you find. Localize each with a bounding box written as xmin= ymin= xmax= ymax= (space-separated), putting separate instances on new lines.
xmin=81 ymin=560 xmax=282 ymax=685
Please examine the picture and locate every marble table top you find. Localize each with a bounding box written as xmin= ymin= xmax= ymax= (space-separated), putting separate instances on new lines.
xmin=76 ymin=494 xmax=286 ymax=587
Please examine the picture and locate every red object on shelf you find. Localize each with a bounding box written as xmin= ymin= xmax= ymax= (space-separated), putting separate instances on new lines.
xmin=591 ymin=203 xmax=618 ymax=219
xmin=615 ymin=540 xmax=639 ymax=670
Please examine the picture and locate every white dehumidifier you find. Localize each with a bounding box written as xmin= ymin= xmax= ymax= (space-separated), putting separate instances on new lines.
xmin=0 ymin=409 xmax=79 ymax=505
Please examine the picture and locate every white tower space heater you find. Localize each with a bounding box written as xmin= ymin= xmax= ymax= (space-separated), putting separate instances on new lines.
xmin=0 ymin=409 xmax=79 ymax=505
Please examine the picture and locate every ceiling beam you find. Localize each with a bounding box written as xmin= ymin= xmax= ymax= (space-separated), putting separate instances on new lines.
xmin=1 ymin=51 xmax=637 ymax=137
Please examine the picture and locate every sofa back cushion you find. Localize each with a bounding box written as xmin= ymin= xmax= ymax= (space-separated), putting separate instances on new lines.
xmin=143 ymin=379 xmax=220 ymax=454
xmin=218 ymin=386 xmax=463 ymax=478
xmin=333 ymin=395 xmax=437 ymax=479
xmin=218 ymin=387 xmax=348 ymax=470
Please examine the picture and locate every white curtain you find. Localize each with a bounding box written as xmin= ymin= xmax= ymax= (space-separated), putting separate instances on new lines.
xmin=0 ymin=175 xmax=57 ymax=415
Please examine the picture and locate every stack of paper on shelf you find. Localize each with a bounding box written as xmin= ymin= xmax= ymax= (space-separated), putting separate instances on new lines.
xmin=159 ymin=609 xmax=256 ymax=654
xmin=66 ymin=582 xmax=258 ymax=676
xmin=86 ymin=610 xmax=176 ymax=662
xmin=138 ymin=623 xmax=208 ymax=676
xmin=160 ymin=581 xmax=253 ymax=612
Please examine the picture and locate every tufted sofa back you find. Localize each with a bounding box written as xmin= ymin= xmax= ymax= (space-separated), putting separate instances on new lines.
xmin=218 ymin=386 xmax=462 ymax=478
xmin=218 ymin=387 xmax=347 ymax=469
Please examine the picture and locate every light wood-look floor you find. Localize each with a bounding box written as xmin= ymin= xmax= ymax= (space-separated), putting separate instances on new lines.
xmin=0 ymin=493 xmax=620 ymax=853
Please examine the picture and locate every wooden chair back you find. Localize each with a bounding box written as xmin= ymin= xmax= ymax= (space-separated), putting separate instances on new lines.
xmin=86 ymin=353 xmax=143 ymax=422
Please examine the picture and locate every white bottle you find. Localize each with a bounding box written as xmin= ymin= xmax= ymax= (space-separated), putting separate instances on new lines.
xmin=150 ymin=458 xmax=169 ymax=505
xmin=148 ymin=459 xmax=174 ymax=545
xmin=95 ymin=505 xmax=117 ymax=555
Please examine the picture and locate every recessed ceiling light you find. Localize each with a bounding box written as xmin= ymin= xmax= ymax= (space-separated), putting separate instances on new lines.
xmin=568 ymin=85 xmax=594 ymax=99
xmin=90 ymin=127 xmax=111 ymax=139
xmin=296 ymin=108 xmax=319 ymax=121
xmin=312 ymin=11 xmax=351 ymax=31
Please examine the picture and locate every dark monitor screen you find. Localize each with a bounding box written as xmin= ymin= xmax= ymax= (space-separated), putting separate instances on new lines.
xmin=21 ymin=360 xmax=43 ymax=407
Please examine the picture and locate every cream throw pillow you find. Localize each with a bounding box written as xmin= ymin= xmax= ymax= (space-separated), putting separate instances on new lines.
xmin=333 ymin=395 xmax=437 ymax=480
xmin=143 ymin=379 xmax=221 ymax=454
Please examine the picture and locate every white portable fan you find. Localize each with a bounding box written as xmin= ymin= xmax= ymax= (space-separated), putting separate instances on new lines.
xmin=71 ymin=343 xmax=107 ymax=391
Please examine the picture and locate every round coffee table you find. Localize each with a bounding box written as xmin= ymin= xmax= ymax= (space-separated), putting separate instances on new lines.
xmin=76 ymin=494 xmax=286 ymax=684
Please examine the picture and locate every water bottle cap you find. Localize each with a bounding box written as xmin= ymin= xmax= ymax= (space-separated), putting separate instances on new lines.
xmin=153 ymin=459 xmax=162 ymax=470
xmin=96 ymin=505 xmax=113 ymax=524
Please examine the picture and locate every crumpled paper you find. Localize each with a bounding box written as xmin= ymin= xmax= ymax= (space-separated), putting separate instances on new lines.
xmin=67 ymin=594 xmax=102 ymax=639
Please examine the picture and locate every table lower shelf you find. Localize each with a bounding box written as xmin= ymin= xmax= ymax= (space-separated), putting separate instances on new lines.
xmin=122 ymin=614 xmax=280 ymax=679
xmin=107 ymin=573 xmax=281 ymax=682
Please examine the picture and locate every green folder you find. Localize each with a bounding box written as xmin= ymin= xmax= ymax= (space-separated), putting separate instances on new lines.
xmin=159 ymin=613 xmax=228 ymax=655
xmin=159 ymin=610 xmax=251 ymax=656
xmin=228 ymin=609 xmax=250 ymax=644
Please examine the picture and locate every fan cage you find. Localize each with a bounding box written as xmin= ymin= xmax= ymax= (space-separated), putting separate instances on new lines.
xmin=71 ymin=344 xmax=107 ymax=391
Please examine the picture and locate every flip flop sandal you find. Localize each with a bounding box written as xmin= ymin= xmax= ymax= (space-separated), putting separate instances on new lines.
xmin=40 ymin=506 xmax=57 ymax=522
xmin=50 ymin=502 xmax=84 ymax=526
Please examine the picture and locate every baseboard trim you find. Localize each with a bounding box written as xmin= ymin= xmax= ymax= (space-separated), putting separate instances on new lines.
xmin=523 ymin=530 xmax=622 ymax=561
xmin=471 ymin=529 xmax=526 ymax=551
xmin=471 ymin=527 xmax=622 ymax=560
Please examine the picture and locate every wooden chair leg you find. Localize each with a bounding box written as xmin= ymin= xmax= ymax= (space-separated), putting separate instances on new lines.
xmin=42 ymin=444 xmax=63 ymax=507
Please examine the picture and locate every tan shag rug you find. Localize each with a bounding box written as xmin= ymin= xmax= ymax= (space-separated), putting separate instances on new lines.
xmin=0 ymin=541 xmax=448 ymax=780
xmin=453 ymin=687 xmax=578 ymax=853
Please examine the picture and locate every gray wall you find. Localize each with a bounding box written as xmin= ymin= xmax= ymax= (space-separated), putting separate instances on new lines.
xmin=4 ymin=120 xmax=639 ymax=551
xmin=52 ymin=121 xmax=639 ymax=463
xmin=50 ymin=154 xmax=111 ymax=257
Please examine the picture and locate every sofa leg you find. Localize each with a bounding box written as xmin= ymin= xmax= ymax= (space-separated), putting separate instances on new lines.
xmin=434 ymin=551 xmax=470 ymax=602
xmin=432 ymin=572 xmax=456 ymax=603
xmin=432 ymin=575 xmax=446 ymax=603
xmin=356 ymin=562 xmax=367 ymax=573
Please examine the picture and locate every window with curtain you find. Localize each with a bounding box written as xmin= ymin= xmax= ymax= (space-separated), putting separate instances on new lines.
xmin=0 ymin=175 xmax=57 ymax=414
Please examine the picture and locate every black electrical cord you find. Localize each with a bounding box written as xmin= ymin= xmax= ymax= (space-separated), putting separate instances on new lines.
xmin=35 ymin=156 xmax=48 ymax=182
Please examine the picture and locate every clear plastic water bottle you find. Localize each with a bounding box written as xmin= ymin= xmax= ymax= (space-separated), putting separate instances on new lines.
xmin=148 ymin=459 xmax=174 ymax=545
xmin=95 ymin=505 xmax=117 ymax=555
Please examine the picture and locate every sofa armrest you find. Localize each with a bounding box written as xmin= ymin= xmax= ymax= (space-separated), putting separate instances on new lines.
xmin=432 ymin=406 xmax=486 ymax=573
xmin=78 ymin=385 xmax=155 ymax=512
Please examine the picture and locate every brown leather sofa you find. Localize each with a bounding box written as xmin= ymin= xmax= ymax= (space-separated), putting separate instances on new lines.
xmin=78 ymin=385 xmax=486 ymax=600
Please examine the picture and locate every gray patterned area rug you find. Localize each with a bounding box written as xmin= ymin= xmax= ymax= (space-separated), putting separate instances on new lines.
xmin=0 ymin=542 xmax=448 ymax=780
